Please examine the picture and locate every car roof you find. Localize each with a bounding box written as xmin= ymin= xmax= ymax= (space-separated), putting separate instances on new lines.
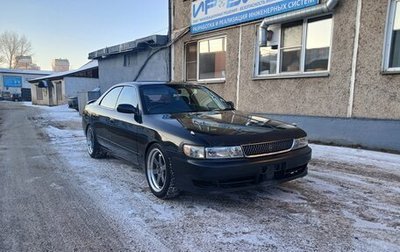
xmin=113 ymin=81 xmax=199 ymax=88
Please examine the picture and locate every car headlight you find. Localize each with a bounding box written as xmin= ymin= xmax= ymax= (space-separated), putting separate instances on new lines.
xmin=292 ymin=137 xmax=308 ymax=150
xmin=183 ymin=145 xmax=244 ymax=159
xmin=183 ymin=145 xmax=205 ymax=159
xmin=205 ymin=146 xmax=244 ymax=159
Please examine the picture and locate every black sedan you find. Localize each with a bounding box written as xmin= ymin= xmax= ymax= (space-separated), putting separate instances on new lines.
xmin=82 ymin=82 xmax=311 ymax=199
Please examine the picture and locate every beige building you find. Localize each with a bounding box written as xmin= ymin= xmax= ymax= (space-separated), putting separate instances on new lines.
xmin=52 ymin=59 xmax=70 ymax=72
xmin=15 ymin=56 xmax=40 ymax=70
xmin=170 ymin=0 xmax=400 ymax=152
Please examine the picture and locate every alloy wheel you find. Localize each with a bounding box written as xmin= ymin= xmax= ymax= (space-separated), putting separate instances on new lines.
xmin=147 ymin=148 xmax=167 ymax=192
xmin=86 ymin=127 xmax=94 ymax=155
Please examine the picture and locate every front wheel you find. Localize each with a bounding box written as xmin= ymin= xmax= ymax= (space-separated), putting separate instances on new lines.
xmin=145 ymin=144 xmax=180 ymax=199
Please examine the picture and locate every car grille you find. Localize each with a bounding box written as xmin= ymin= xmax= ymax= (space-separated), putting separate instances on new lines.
xmin=241 ymin=139 xmax=294 ymax=157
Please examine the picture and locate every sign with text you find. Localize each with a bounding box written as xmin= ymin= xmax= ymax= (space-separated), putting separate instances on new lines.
xmin=3 ymin=76 xmax=22 ymax=87
xmin=191 ymin=0 xmax=320 ymax=34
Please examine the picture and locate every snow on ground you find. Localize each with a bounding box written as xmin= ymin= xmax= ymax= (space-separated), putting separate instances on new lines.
xmin=25 ymin=103 xmax=400 ymax=251
xmin=311 ymin=144 xmax=400 ymax=173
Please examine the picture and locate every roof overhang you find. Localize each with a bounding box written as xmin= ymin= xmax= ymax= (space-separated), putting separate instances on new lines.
xmin=88 ymin=34 xmax=168 ymax=60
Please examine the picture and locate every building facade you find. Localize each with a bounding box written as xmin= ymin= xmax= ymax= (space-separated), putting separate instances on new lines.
xmin=15 ymin=56 xmax=40 ymax=70
xmin=52 ymin=59 xmax=70 ymax=72
xmin=170 ymin=0 xmax=400 ymax=152
xmin=0 ymin=68 xmax=52 ymax=101
xmin=29 ymin=61 xmax=99 ymax=106
xmin=88 ymin=35 xmax=170 ymax=93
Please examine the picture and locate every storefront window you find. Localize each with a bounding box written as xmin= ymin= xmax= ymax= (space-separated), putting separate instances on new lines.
xmin=256 ymin=15 xmax=332 ymax=77
xmin=185 ymin=37 xmax=226 ymax=81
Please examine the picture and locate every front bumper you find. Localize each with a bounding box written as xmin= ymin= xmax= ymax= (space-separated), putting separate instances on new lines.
xmin=170 ymin=146 xmax=312 ymax=193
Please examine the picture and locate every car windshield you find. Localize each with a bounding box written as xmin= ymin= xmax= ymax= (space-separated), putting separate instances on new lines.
xmin=139 ymin=84 xmax=232 ymax=114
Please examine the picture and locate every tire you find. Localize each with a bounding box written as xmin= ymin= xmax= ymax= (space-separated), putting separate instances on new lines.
xmin=86 ymin=125 xmax=106 ymax=159
xmin=145 ymin=144 xmax=180 ymax=199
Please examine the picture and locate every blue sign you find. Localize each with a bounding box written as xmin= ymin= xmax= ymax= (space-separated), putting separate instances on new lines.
xmin=3 ymin=75 xmax=23 ymax=87
xmin=191 ymin=0 xmax=320 ymax=34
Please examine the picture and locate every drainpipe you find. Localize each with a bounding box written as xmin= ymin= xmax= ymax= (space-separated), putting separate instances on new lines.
xmin=259 ymin=0 xmax=339 ymax=45
xmin=168 ymin=0 xmax=173 ymax=82
xmin=347 ymin=0 xmax=362 ymax=118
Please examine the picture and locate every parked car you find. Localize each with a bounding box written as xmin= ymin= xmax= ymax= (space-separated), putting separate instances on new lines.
xmin=0 ymin=91 xmax=22 ymax=101
xmin=68 ymin=96 xmax=79 ymax=111
xmin=1 ymin=91 xmax=12 ymax=101
xmin=11 ymin=93 xmax=22 ymax=102
xmin=82 ymin=82 xmax=311 ymax=199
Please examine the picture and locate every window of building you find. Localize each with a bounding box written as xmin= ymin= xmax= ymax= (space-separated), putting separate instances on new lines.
xmin=123 ymin=55 xmax=131 ymax=67
xmin=305 ymin=16 xmax=332 ymax=72
xmin=185 ymin=42 xmax=197 ymax=81
xmin=100 ymin=87 xmax=123 ymax=109
xmin=123 ymin=53 xmax=136 ymax=67
xmin=185 ymin=36 xmax=226 ymax=81
xmin=384 ymin=0 xmax=400 ymax=71
xmin=256 ymin=15 xmax=332 ymax=77
xmin=281 ymin=20 xmax=303 ymax=73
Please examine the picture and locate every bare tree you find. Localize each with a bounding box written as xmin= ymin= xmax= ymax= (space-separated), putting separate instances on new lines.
xmin=0 ymin=31 xmax=33 ymax=69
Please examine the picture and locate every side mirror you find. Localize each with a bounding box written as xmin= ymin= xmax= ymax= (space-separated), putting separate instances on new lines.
xmin=226 ymin=101 xmax=235 ymax=110
xmin=117 ymin=104 xmax=139 ymax=114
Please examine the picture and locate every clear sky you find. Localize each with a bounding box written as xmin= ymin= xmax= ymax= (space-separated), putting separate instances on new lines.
xmin=0 ymin=0 xmax=169 ymax=70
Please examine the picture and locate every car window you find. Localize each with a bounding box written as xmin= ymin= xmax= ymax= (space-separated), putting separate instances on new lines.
xmin=117 ymin=86 xmax=138 ymax=107
xmin=140 ymin=84 xmax=231 ymax=114
xmin=190 ymin=88 xmax=220 ymax=110
xmin=100 ymin=87 xmax=123 ymax=109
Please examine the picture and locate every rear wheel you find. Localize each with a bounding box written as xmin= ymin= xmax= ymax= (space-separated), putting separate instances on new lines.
xmin=86 ymin=125 xmax=106 ymax=158
xmin=145 ymin=144 xmax=180 ymax=199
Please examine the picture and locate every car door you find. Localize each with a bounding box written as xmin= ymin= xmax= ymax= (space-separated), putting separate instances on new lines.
xmin=95 ymin=86 xmax=123 ymax=150
xmin=110 ymin=86 xmax=140 ymax=165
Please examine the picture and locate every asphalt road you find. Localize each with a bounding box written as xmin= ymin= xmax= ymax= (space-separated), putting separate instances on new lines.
xmin=0 ymin=102 xmax=156 ymax=251
xmin=0 ymin=101 xmax=399 ymax=252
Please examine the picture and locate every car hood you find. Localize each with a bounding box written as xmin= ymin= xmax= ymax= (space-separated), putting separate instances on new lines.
xmin=153 ymin=110 xmax=306 ymax=146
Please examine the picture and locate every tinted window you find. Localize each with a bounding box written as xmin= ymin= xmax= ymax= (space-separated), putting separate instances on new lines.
xmin=140 ymin=84 xmax=230 ymax=114
xmin=117 ymin=86 xmax=139 ymax=107
xmin=100 ymin=87 xmax=123 ymax=109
